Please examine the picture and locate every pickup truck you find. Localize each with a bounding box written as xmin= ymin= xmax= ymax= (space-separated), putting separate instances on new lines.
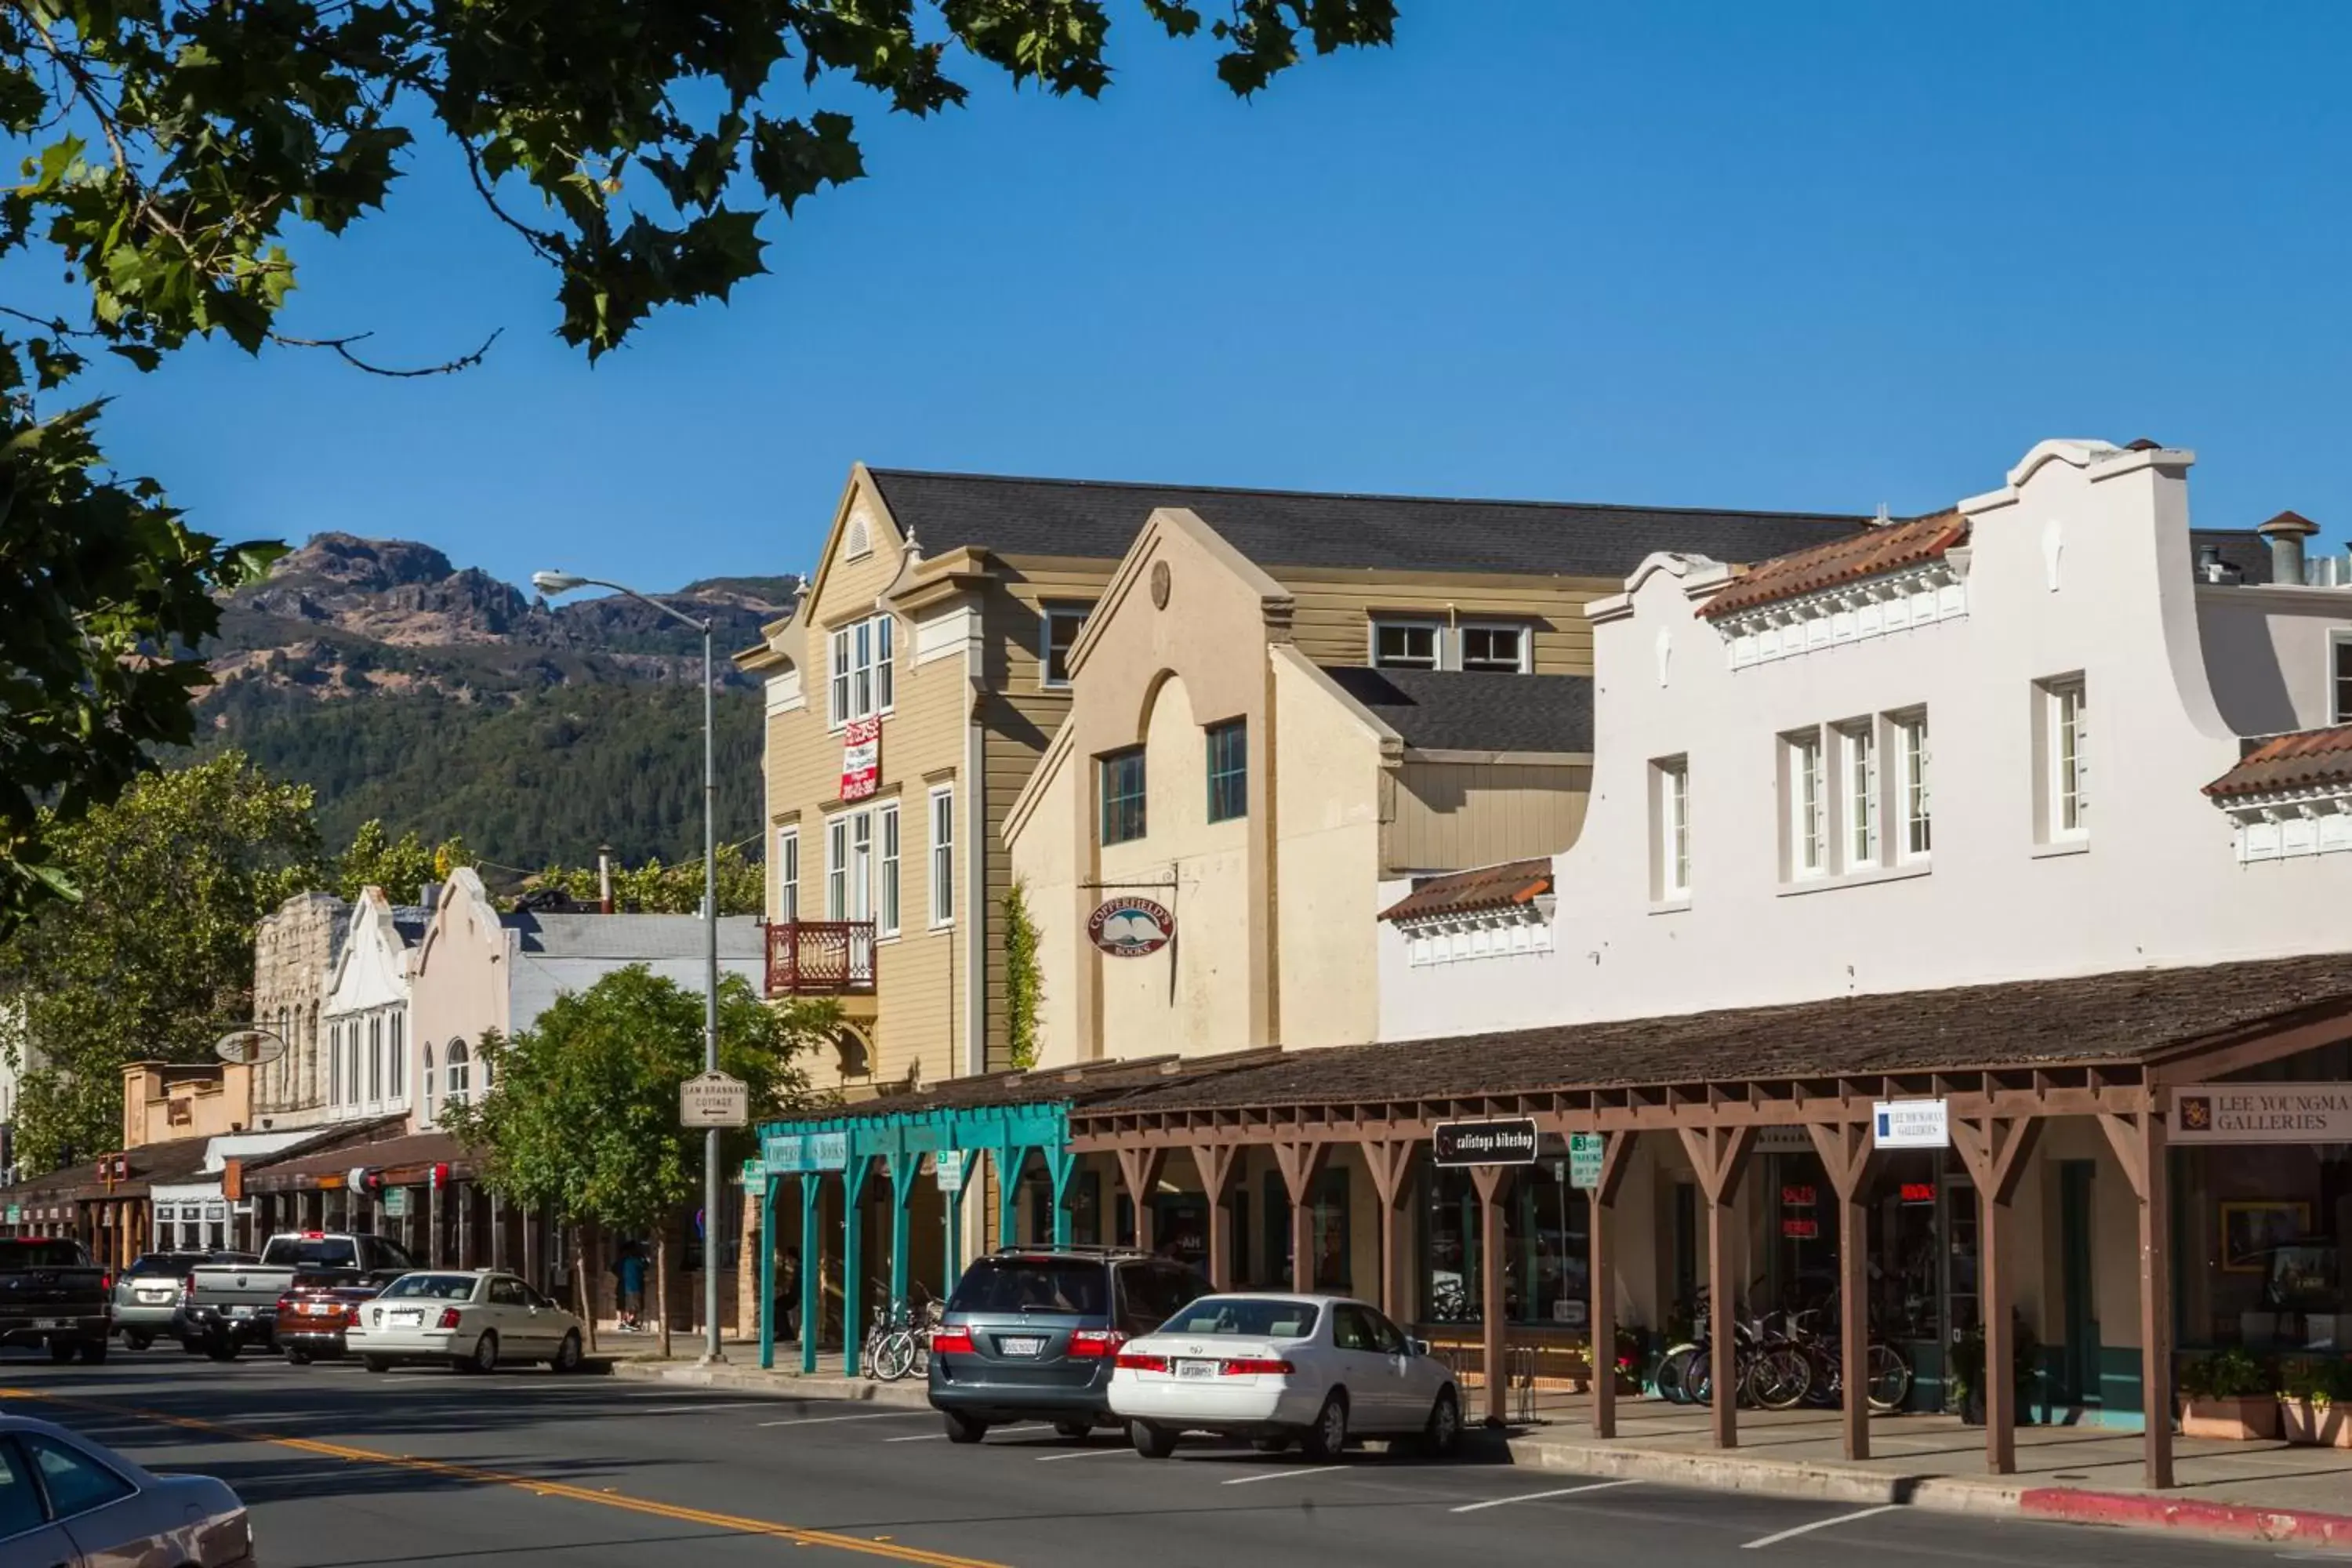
xmin=0 ymin=1236 xmax=113 ymax=1363
xmin=181 ymin=1231 xmax=419 ymax=1359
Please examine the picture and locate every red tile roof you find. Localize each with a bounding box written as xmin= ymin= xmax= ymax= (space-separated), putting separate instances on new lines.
xmin=2205 ymin=725 xmax=2352 ymax=800
xmin=1699 ymin=512 xmax=1968 ymax=621
xmin=1380 ymin=858 xmax=1554 ymax=924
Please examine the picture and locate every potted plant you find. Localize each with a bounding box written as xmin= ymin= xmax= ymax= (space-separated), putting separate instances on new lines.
xmin=2178 ymin=1347 xmax=2280 ymax=1440
xmin=2278 ymin=1356 xmax=2352 ymax=1447
xmin=1948 ymin=1313 xmax=2042 ymax=1426
xmin=1614 ymin=1325 xmax=1648 ymax=1396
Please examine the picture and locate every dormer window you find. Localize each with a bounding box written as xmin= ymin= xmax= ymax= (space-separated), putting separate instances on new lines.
xmin=1460 ymin=625 xmax=1528 ymax=673
xmin=1371 ymin=620 xmax=1440 ymax=670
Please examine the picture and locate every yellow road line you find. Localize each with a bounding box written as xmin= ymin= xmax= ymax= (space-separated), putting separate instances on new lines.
xmin=0 ymin=1388 xmax=1004 ymax=1568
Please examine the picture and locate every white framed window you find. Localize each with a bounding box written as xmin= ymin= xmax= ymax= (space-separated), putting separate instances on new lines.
xmin=826 ymin=615 xmax=896 ymax=728
xmin=848 ymin=810 xmax=873 ymax=921
xmin=929 ymin=785 xmax=956 ymax=927
xmin=826 ymin=816 xmax=848 ymax=920
xmin=2042 ymin=677 xmax=2089 ymax=840
xmin=2332 ymin=633 xmax=2352 ymax=725
xmin=1371 ymin=619 xmax=1441 ymax=670
xmin=1787 ymin=729 xmax=1826 ymax=878
xmin=328 ymin=1023 xmax=343 ymax=1107
xmin=1460 ymin=624 xmax=1530 ymax=673
xmin=1896 ymin=712 xmax=1931 ymax=859
xmin=423 ymin=1042 xmax=435 ymax=1123
xmin=368 ymin=1014 xmax=384 ymax=1105
xmin=1040 ymin=606 xmax=1091 ymax=688
xmin=777 ymin=827 xmax=800 ymax=923
xmin=1653 ymin=757 xmax=1690 ymax=900
xmin=446 ymin=1039 xmax=471 ymax=1109
xmin=878 ymin=802 xmax=901 ymax=938
xmin=389 ymin=1012 xmax=405 ymax=1102
xmin=1839 ymin=721 xmax=1878 ymax=869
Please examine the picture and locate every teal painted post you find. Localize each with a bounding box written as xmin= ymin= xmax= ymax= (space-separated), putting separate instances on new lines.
xmin=798 ymin=1174 xmax=820 ymax=1375
xmin=843 ymin=1156 xmax=873 ymax=1377
xmin=890 ymin=1155 xmax=913 ymax=1312
xmin=1047 ymin=1148 xmax=1076 ymax=1249
xmin=759 ymin=1175 xmax=777 ymax=1370
xmin=944 ymin=1177 xmax=965 ymax=1294
xmin=997 ymin=1146 xmax=1023 ymax=1250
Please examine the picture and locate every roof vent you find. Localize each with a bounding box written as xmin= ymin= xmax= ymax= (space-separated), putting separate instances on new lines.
xmin=1872 ymin=503 xmax=1892 ymax=528
xmin=2197 ymin=543 xmax=2243 ymax=586
xmin=2258 ymin=510 xmax=2321 ymax=587
xmin=2126 ymin=437 xmax=2164 ymax=452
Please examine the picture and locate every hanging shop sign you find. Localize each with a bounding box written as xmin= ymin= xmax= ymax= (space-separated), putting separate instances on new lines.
xmin=1872 ymin=1098 xmax=1951 ymax=1150
xmin=1433 ymin=1117 xmax=1540 ymax=1167
xmin=762 ymin=1131 xmax=850 ymax=1174
xmin=2173 ymin=1083 xmax=2352 ymax=1145
xmin=1088 ymin=897 xmax=1175 ymax=958
xmin=839 ymin=717 xmax=881 ymax=801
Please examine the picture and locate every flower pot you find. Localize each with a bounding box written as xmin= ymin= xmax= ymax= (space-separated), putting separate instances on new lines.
xmin=2281 ymin=1399 xmax=2352 ymax=1448
xmin=2180 ymin=1396 xmax=2281 ymax=1442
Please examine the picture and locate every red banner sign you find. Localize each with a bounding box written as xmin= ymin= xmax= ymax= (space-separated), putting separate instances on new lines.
xmin=839 ymin=717 xmax=880 ymax=801
xmin=1780 ymin=1184 xmax=1817 ymax=1208
xmin=1900 ymin=1181 xmax=1937 ymax=1204
xmin=1781 ymin=1218 xmax=1820 ymax=1240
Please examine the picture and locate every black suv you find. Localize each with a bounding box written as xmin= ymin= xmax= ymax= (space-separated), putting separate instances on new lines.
xmin=929 ymin=1247 xmax=1210 ymax=1443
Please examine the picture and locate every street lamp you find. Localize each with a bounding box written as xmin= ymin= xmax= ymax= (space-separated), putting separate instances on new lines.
xmin=534 ymin=568 xmax=725 ymax=1365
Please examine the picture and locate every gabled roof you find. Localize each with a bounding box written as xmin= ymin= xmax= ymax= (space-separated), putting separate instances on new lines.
xmin=2205 ymin=725 xmax=2352 ymax=800
xmin=1319 ymin=668 xmax=1593 ymax=753
xmin=1381 ymin=858 xmax=1554 ymax=924
xmin=1700 ymin=512 xmax=1968 ymax=620
xmin=865 ymin=470 xmax=1867 ymax=579
xmin=505 ymin=912 xmax=764 ymax=961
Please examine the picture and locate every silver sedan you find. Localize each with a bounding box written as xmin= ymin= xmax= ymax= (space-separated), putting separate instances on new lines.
xmin=0 ymin=1414 xmax=252 ymax=1566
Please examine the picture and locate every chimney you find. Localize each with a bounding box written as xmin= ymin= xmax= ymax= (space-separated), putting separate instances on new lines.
xmin=597 ymin=844 xmax=615 ymax=915
xmin=2257 ymin=510 xmax=2320 ymax=586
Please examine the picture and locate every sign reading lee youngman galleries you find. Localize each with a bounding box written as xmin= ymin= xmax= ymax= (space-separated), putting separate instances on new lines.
xmin=1433 ymin=1117 xmax=1541 ymax=1167
xmin=2173 ymin=1083 xmax=2352 ymax=1144
xmin=839 ymin=716 xmax=881 ymax=801
xmin=1088 ymin=897 xmax=1175 ymax=958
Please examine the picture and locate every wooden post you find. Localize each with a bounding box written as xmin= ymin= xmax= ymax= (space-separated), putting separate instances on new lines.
xmin=1805 ymin=1121 xmax=1879 ymax=1461
xmin=1115 ymin=1147 xmax=1167 ymax=1256
xmin=2100 ymin=1105 xmax=2173 ymax=1489
xmin=759 ymin=1177 xmax=778 ymax=1370
xmin=799 ymin=1174 xmax=822 ymax=1375
xmin=843 ymin=1156 xmax=873 ymax=1377
xmin=1272 ymin=1142 xmax=1331 ymax=1293
xmin=1186 ymin=1144 xmax=1240 ymax=1290
xmin=1361 ymin=1141 xmax=1417 ymax=1322
xmin=1588 ymin=1131 xmax=1639 ymax=1440
xmin=1953 ymin=1114 xmax=2043 ymax=1475
xmin=1470 ymin=1163 xmax=1513 ymax=1427
xmin=1677 ymin=1125 xmax=1759 ymax=1450
xmin=427 ymin=1178 xmax=441 ymax=1268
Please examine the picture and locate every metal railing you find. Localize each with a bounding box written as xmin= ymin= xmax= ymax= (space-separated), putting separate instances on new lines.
xmin=1428 ymin=1339 xmax=1540 ymax=1425
xmin=766 ymin=920 xmax=877 ymax=997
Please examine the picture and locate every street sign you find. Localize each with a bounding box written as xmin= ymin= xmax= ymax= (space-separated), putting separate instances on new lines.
xmin=383 ymin=1188 xmax=409 ymax=1218
xmin=1432 ymin=1117 xmax=1540 ymax=1167
xmin=740 ymin=1158 xmax=767 ymax=1186
xmin=2173 ymin=1083 xmax=2352 ymax=1144
xmin=934 ymin=1150 xmax=967 ymax=1192
xmin=1872 ymin=1098 xmax=1951 ymax=1149
xmin=1567 ymin=1132 xmax=1604 ymax=1189
xmin=681 ymin=1070 xmax=749 ymax=1128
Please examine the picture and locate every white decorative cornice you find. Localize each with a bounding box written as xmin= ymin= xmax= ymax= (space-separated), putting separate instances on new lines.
xmin=1715 ymin=558 xmax=1969 ymax=670
xmin=2216 ymin=783 xmax=2352 ymax=863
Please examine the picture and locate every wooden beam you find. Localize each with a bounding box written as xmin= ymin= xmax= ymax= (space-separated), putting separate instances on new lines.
xmin=1590 ymin=1132 xmax=1635 ymax=1440
xmin=1803 ymin=1121 xmax=1875 ymax=1202
xmin=1272 ymin=1141 xmax=1332 ymax=1294
xmin=1185 ymin=1143 xmax=1240 ymax=1290
xmin=1675 ymin=1124 xmax=1759 ymax=1207
xmin=1595 ymin=1129 xmax=1639 ymax=1207
xmin=1114 ymin=1147 xmax=1167 ymax=1254
xmin=2097 ymin=1112 xmax=2147 ymax=1199
xmin=1362 ymin=1139 xmax=1417 ymax=1321
xmin=1708 ymin=1183 xmax=1739 ymax=1450
xmin=2136 ymin=1109 xmax=2175 ymax=1489
xmin=1471 ymin=1163 xmax=1513 ymax=1426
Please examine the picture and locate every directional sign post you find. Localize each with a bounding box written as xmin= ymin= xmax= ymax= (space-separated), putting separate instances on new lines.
xmin=681 ymin=1070 xmax=750 ymax=1129
xmin=1567 ymin=1132 xmax=1605 ymax=1189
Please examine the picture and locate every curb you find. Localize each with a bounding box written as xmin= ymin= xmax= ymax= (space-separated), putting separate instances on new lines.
xmin=1502 ymin=1436 xmax=2022 ymax=1518
xmin=607 ymin=1359 xmax=933 ymax=1409
xmin=2020 ymin=1487 xmax=2352 ymax=1546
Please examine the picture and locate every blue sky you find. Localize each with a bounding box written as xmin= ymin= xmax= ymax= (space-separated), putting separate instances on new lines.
xmin=77 ymin=2 xmax=2352 ymax=592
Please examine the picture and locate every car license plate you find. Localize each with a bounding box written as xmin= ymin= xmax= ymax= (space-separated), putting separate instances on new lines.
xmin=998 ymin=1336 xmax=1044 ymax=1357
xmin=32 ymin=1319 xmax=64 ymax=1330
xmin=228 ymin=1305 xmax=252 ymax=1318
xmin=306 ymin=1301 xmax=336 ymax=1316
xmin=1176 ymin=1359 xmax=1217 ymax=1380
xmin=390 ymin=1309 xmax=423 ymax=1327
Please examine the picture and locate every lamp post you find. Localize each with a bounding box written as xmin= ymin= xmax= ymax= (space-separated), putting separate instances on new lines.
xmin=533 ymin=569 xmax=724 ymax=1364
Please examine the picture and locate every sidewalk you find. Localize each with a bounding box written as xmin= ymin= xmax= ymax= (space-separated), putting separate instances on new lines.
xmin=600 ymin=1339 xmax=931 ymax=1409
xmin=1504 ymin=1394 xmax=2352 ymax=1548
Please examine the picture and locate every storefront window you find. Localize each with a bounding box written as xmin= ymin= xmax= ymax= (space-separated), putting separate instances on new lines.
xmin=1416 ymin=1163 xmax=1588 ymax=1327
xmin=1259 ymin=1169 xmax=1349 ymax=1290
xmin=2179 ymin=1144 xmax=2350 ymax=1352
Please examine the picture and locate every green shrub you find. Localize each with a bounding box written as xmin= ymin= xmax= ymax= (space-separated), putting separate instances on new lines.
xmin=2179 ymin=1347 xmax=2275 ymax=1401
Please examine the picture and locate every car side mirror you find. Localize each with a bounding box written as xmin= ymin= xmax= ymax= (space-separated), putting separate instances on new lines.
xmin=1407 ymin=1338 xmax=1431 ymax=1358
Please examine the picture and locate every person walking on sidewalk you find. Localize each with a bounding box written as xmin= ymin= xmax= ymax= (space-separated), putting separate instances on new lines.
xmin=613 ymin=1242 xmax=648 ymax=1333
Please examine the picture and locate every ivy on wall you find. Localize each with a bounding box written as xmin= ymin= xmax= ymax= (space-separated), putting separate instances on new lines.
xmin=1004 ymin=879 xmax=1042 ymax=1072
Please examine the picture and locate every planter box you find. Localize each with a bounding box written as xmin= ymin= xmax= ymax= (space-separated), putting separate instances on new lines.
xmin=2180 ymin=1395 xmax=2281 ymax=1442
xmin=2281 ymin=1399 xmax=2352 ymax=1448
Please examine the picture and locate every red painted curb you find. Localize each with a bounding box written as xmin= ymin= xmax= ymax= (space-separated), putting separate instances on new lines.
xmin=2020 ymin=1486 xmax=2352 ymax=1545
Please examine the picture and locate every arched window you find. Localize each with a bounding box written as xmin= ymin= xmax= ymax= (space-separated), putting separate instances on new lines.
xmin=446 ymin=1039 xmax=470 ymax=1109
xmin=423 ymin=1042 xmax=437 ymax=1122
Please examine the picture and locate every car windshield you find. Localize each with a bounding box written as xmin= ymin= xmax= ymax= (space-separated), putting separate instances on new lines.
xmin=380 ymin=1274 xmax=477 ymax=1301
xmin=1160 ymin=1298 xmax=1321 ymax=1338
xmin=126 ymin=1254 xmax=201 ymax=1277
xmin=261 ymin=1237 xmax=359 ymax=1270
xmin=947 ymin=1257 xmax=1109 ymax=1316
xmin=0 ymin=1240 xmax=86 ymax=1269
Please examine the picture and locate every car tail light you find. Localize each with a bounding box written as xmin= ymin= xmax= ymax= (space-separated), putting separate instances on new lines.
xmin=98 ymin=1273 xmax=111 ymax=1295
xmin=276 ymin=1294 xmax=296 ymax=1316
xmin=930 ymin=1328 xmax=975 ymax=1356
xmin=1113 ymin=1352 xmax=1167 ymax=1372
xmin=1220 ymin=1359 xmax=1294 ymax=1376
xmin=437 ymin=1308 xmax=461 ymax=1330
xmin=1068 ymin=1329 xmax=1126 ymax=1359
xmin=182 ymin=1275 xmax=198 ymax=1303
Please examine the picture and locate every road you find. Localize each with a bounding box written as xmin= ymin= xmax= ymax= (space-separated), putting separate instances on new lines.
xmin=0 ymin=1351 xmax=2287 ymax=1568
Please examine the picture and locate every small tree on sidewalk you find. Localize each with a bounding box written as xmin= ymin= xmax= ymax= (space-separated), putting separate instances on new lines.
xmin=445 ymin=965 xmax=831 ymax=1357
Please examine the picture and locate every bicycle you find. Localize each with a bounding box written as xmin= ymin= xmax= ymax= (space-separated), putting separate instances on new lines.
xmin=873 ymin=1287 xmax=942 ymax=1381
xmin=1785 ymin=1306 xmax=1913 ymax=1414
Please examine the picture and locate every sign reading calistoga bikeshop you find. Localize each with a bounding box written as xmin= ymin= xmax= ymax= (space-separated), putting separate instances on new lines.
xmin=1432 ymin=1117 xmax=1540 ymax=1167
xmin=2173 ymin=1083 xmax=2352 ymax=1144
xmin=1088 ymin=897 xmax=1175 ymax=958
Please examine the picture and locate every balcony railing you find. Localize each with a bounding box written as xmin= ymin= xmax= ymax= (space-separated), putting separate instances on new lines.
xmin=767 ymin=920 xmax=877 ymax=998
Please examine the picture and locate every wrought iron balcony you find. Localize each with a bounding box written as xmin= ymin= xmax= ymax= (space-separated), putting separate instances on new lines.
xmin=766 ymin=920 xmax=877 ymax=997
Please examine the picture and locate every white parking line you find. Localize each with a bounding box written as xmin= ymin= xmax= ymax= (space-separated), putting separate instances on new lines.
xmin=756 ymin=1411 xmax=929 ymax=1428
xmin=884 ymin=1432 xmax=949 ymax=1443
xmin=1450 ymin=1479 xmax=1641 ymax=1514
xmin=1740 ymin=1504 xmax=1902 ymax=1550
xmin=1036 ymin=1447 xmax=1131 ymax=1462
xmin=1221 ymin=1466 xmax=1345 ymax=1486
xmin=622 ymin=1403 xmax=778 ymax=1414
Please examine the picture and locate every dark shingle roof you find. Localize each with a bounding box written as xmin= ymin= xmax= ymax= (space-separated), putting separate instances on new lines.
xmin=2205 ymin=724 xmax=2352 ymax=800
xmin=2194 ymin=529 xmax=2276 ymax=585
xmin=866 ymin=470 xmax=1867 ymax=579
xmin=1381 ymin=858 xmax=1554 ymax=924
xmin=1320 ymin=668 xmax=1592 ymax=753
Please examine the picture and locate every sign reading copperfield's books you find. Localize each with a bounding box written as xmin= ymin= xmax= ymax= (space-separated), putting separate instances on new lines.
xmin=2173 ymin=1083 xmax=2352 ymax=1144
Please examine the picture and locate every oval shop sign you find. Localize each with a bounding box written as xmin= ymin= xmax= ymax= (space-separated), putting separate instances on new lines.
xmin=1088 ymin=897 xmax=1175 ymax=958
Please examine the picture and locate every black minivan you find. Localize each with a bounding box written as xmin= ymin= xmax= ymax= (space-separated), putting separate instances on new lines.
xmin=928 ymin=1247 xmax=1211 ymax=1443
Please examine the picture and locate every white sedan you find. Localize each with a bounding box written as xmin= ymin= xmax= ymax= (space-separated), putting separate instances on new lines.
xmin=345 ymin=1270 xmax=586 ymax=1374
xmin=1109 ymin=1293 xmax=1462 ymax=1461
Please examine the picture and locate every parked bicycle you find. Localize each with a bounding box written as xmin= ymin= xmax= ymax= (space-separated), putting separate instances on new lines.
xmin=863 ymin=1283 xmax=945 ymax=1381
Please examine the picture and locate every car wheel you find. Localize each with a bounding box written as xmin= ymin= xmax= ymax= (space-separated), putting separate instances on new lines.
xmin=123 ymin=1331 xmax=154 ymax=1352
xmin=1419 ymin=1387 xmax=1462 ymax=1458
xmin=467 ymin=1332 xmax=499 ymax=1374
xmin=1298 ymin=1391 xmax=1349 ymax=1463
xmin=180 ymin=1337 xmax=207 ymax=1357
xmin=45 ymin=1341 xmax=74 ymax=1365
xmin=362 ymin=1356 xmax=390 ymax=1374
xmin=205 ymin=1340 xmax=238 ymax=1363
xmin=942 ymin=1412 xmax=989 ymax=1445
xmin=75 ymin=1340 xmax=107 ymax=1367
xmin=1129 ymin=1421 xmax=1178 ymax=1460
xmin=285 ymin=1348 xmax=313 ymax=1367
xmin=551 ymin=1331 xmax=583 ymax=1374
xmin=1053 ymin=1421 xmax=1091 ymax=1439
